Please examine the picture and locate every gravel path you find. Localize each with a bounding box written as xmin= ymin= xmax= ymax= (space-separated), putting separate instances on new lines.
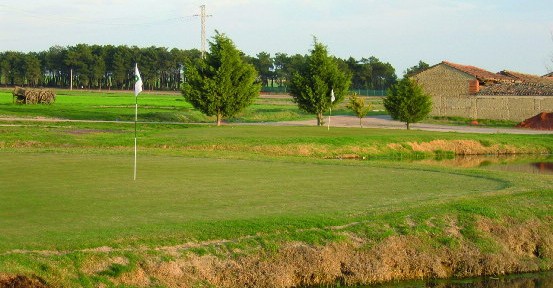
xmin=271 ymin=115 xmax=553 ymax=135
xmin=1 ymin=115 xmax=552 ymax=135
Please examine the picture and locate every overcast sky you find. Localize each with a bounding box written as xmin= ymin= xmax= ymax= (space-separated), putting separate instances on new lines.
xmin=1 ymin=0 xmax=552 ymax=76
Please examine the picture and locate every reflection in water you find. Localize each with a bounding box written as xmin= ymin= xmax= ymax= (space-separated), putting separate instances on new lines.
xmin=415 ymin=155 xmax=553 ymax=175
xmin=358 ymin=272 xmax=553 ymax=287
xmin=532 ymin=162 xmax=553 ymax=174
xmin=342 ymin=156 xmax=553 ymax=288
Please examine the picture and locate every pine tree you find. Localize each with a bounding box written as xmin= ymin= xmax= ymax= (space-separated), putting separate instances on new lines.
xmin=383 ymin=78 xmax=432 ymax=130
xmin=289 ymin=39 xmax=351 ymax=126
xmin=182 ymin=32 xmax=261 ymax=126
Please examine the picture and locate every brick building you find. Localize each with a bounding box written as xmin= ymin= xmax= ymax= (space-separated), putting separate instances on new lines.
xmin=413 ymin=61 xmax=553 ymax=121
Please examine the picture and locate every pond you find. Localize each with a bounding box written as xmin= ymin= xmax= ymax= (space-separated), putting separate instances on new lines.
xmin=350 ymin=155 xmax=553 ymax=287
xmin=360 ymin=271 xmax=553 ymax=287
xmin=310 ymin=271 xmax=553 ymax=287
xmin=414 ymin=154 xmax=553 ymax=175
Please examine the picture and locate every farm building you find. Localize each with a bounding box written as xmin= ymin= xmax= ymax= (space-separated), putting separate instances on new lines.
xmin=412 ymin=61 xmax=553 ymax=121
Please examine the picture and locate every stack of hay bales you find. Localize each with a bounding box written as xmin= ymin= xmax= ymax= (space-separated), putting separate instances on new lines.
xmin=12 ymin=86 xmax=56 ymax=104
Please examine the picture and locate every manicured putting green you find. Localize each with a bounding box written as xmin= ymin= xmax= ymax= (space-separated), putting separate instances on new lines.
xmin=0 ymin=152 xmax=505 ymax=251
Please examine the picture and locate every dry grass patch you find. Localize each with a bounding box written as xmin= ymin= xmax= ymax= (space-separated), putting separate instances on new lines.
xmin=477 ymin=217 xmax=553 ymax=259
xmin=408 ymin=140 xmax=505 ymax=155
xmin=184 ymin=143 xmax=385 ymax=159
xmin=116 ymin=267 xmax=151 ymax=287
xmin=404 ymin=139 xmax=550 ymax=155
xmin=8 ymin=140 xmax=45 ymax=148
xmin=81 ymin=255 xmax=129 ymax=275
xmin=100 ymin=218 xmax=553 ymax=287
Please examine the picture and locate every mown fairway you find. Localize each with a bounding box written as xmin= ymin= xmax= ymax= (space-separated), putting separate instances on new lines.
xmin=0 ymin=89 xmax=386 ymax=123
xmin=0 ymin=89 xmax=313 ymax=123
xmin=0 ymin=152 xmax=506 ymax=252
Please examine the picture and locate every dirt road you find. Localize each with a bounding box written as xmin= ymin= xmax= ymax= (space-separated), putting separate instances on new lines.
xmin=1 ymin=115 xmax=552 ymax=135
xmin=270 ymin=115 xmax=553 ymax=135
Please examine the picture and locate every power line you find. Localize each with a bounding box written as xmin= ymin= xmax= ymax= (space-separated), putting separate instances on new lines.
xmin=0 ymin=3 xmax=193 ymax=27
xmin=193 ymin=5 xmax=212 ymax=59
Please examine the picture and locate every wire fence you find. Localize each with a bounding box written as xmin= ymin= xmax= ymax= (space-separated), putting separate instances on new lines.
xmin=349 ymin=89 xmax=387 ymax=96
xmin=261 ymin=86 xmax=386 ymax=96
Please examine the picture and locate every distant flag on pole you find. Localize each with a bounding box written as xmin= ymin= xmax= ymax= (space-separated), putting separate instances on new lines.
xmin=133 ymin=63 xmax=142 ymax=180
xmin=328 ymin=89 xmax=335 ymax=131
xmin=134 ymin=63 xmax=143 ymax=97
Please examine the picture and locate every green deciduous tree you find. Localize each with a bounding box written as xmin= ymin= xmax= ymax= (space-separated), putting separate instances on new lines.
xmin=347 ymin=94 xmax=372 ymax=128
xmin=23 ymin=53 xmax=42 ymax=86
xmin=182 ymin=32 xmax=260 ymax=126
xmin=289 ymin=39 xmax=351 ymax=126
xmin=403 ymin=60 xmax=430 ymax=78
xmin=252 ymin=51 xmax=274 ymax=87
xmin=383 ymin=78 xmax=432 ymax=130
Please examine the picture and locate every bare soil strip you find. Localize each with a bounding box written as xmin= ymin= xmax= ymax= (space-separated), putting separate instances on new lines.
xmin=2 ymin=115 xmax=551 ymax=134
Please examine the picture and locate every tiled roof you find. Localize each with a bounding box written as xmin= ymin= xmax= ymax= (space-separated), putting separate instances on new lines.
xmin=499 ymin=70 xmax=553 ymax=84
xmin=442 ymin=61 xmax=513 ymax=82
xmin=478 ymin=82 xmax=553 ymax=96
xmin=435 ymin=61 xmax=553 ymax=96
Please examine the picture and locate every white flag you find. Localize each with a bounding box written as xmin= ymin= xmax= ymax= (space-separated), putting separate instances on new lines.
xmin=330 ymin=89 xmax=335 ymax=103
xmin=134 ymin=63 xmax=143 ymax=97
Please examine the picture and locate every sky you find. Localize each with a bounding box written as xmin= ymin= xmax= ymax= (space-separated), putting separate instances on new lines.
xmin=1 ymin=0 xmax=552 ymax=76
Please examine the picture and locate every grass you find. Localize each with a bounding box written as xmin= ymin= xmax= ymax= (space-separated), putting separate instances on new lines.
xmin=1 ymin=121 xmax=552 ymax=161
xmin=1 ymin=89 xmax=197 ymax=122
xmin=426 ymin=116 xmax=520 ymax=127
xmin=0 ymin=89 xmax=313 ymax=123
xmin=0 ymin=89 xmax=389 ymax=124
xmin=3 ymin=88 xmax=527 ymax=129
xmin=0 ymin=152 xmax=507 ymax=252
xmin=0 ymin=90 xmax=552 ymax=286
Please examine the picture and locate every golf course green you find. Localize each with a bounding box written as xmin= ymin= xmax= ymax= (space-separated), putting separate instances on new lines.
xmin=0 ymin=89 xmax=552 ymax=287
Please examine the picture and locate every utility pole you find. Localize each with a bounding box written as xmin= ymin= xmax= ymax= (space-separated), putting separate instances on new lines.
xmin=194 ymin=5 xmax=211 ymax=59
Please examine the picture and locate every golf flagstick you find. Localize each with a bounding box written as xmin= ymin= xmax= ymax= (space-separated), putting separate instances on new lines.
xmin=133 ymin=63 xmax=143 ymax=180
xmin=328 ymin=89 xmax=335 ymax=131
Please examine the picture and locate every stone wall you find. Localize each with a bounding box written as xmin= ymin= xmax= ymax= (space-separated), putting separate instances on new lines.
xmin=414 ymin=63 xmax=553 ymax=121
xmin=474 ymin=95 xmax=553 ymax=121
xmin=413 ymin=63 xmax=474 ymax=117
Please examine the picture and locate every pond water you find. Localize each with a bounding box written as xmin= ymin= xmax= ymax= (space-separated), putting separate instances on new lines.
xmin=313 ymin=271 xmax=553 ymax=287
xmin=414 ymin=154 xmax=553 ymax=175
xmin=347 ymin=155 xmax=553 ymax=287
xmin=361 ymin=271 xmax=553 ymax=288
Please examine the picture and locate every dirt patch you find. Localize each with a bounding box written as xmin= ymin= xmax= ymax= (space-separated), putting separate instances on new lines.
xmin=0 ymin=275 xmax=49 ymax=288
xmin=517 ymin=112 xmax=553 ymax=130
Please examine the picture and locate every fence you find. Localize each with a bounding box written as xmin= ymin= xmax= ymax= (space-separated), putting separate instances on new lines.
xmin=350 ymin=89 xmax=386 ymax=96
xmin=261 ymin=86 xmax=386 ymax=96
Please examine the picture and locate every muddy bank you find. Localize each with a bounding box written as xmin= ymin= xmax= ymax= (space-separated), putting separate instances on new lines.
xmin=111 ymin=218 xmax=551 ymax=287
xmin=2 ymin=217 xmax=552 ymax=288
xmin=0 ymin=275 xmax=48 ymax=288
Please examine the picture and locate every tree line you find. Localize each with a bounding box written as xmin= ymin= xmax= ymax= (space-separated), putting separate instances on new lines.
xmin=0 ymin=44 xmax=399 ymax=91
xmin=0 ymin=45 xmax=201 ymax=91
xmin=182 ymin=33 xmax=432 ymax=128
